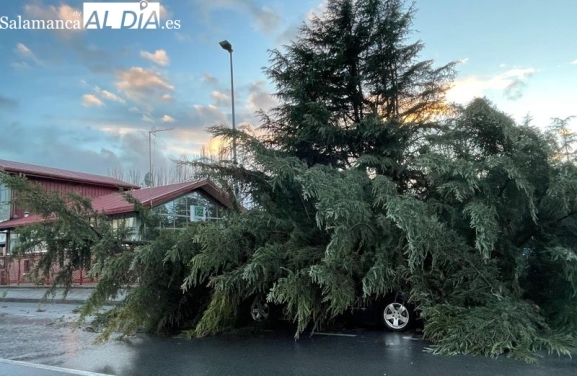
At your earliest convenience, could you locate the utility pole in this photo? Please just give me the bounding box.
[219,40,237,165]
[148,128,173,187]
[219,40,240,199]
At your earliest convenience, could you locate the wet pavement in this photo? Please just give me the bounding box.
[0,302,575,375]
[0,359,111,376]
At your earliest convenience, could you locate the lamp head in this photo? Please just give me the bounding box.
[219,40,233,53]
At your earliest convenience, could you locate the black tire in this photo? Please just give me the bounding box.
[380,300,415,332]
[250,297,271,323]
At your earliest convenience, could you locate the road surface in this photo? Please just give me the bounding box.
[0,302,575,375]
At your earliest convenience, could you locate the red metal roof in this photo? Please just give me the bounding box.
[91,179,233,215]
[0,214,53,230]
[0,159,140,189]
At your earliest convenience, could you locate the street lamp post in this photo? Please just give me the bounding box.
[219,40,237,165]
[148,128,173,187]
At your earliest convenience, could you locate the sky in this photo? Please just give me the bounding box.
[0,0,576,181]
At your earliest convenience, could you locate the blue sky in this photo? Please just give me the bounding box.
[0,0,576,180]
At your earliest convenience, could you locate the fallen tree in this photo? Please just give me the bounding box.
[2,0,576,362]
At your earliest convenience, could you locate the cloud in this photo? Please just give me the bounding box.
[247,81,276,112]
[448,68,537,103]
[572,59,577,65]
[161,94,173,102]
[142,114,155,123]
[0,95,18,111]
[174,32,191,42]
[160,5,170,19]
[458,58,469,65]
[15,43,34,58]
[82,94,104,107]
[194,0,282,33]
[162,115,176,123]
[115,67,174,102]
[193,104,228,125]
[276,23,301,45]
[307,0,328,22]
[70,40,114,73]
[24,3,116,73]
[140,49,170,66]
[202,73,218,85]
[1,94,243,176]
[24,3,81,24]
[501,68,537,100]
[94,87,126,104]
[211,91,230,107]
[203,136,226,156]
[24,3,83,39]
[253,7,282,33]
[148,1,172,19]
[14,43,42,65]
[277,1,325,45]
[0,120,161,178]
[10,61,30,70]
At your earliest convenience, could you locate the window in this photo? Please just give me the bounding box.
[111,214,140,241]
[8,232,19,255]
[112,215,133,229]
[0,184,10,222]
[23,259,31,273]
[0,231,6,257]
[150,191,225,229]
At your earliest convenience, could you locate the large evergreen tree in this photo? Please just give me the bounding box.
[261,0,454,170]
[185,0,577,360]
[186,0,457,336]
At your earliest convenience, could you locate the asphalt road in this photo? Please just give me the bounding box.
[0,302,575,376]
[0,359,111,376]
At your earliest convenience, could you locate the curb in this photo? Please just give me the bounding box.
[0,298,120,305]
[0,285,135,288]
[0,298,87,305]
[0,287,125,305]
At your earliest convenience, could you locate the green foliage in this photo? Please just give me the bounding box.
[180,1,577,361]
[186,94,577,359]
[86,229,209,342]
[422,298,576,362]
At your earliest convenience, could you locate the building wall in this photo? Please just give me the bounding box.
[0,171,133,285]
[11,176,131,219]
[31,177,122,198]
[0,254,93,285]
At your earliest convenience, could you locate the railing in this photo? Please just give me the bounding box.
[0,254,94,286]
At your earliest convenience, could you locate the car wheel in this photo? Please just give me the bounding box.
[381,301,413,332]
[250,298,270,322]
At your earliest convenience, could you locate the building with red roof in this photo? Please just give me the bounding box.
[0,158,140,227]
[0,159,232,285]
[91,180,233,241]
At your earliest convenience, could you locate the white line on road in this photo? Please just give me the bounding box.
[0,358,114,376]
[313,332,357,337]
